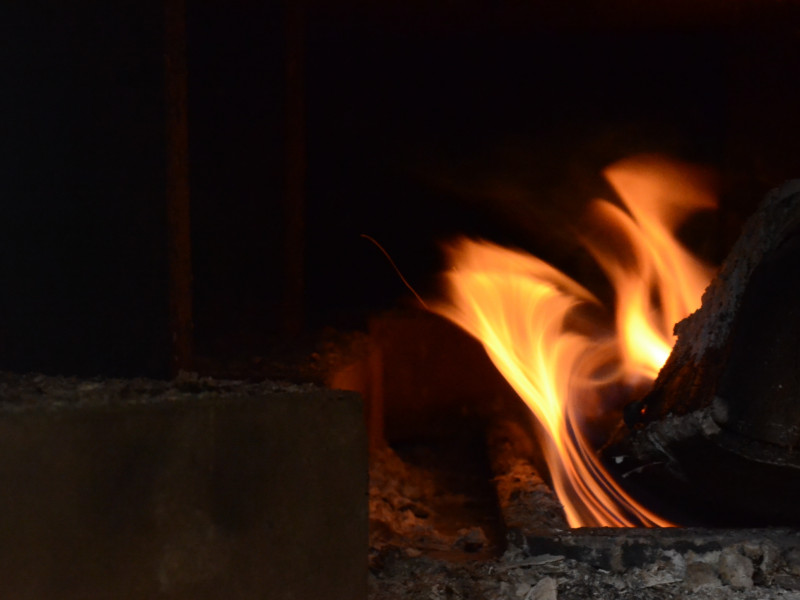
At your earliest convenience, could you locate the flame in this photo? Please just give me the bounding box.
[432,154,716,527]
[585,155,717,381]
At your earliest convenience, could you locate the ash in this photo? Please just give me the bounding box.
[370,541,800,600]
[369,445,800,599]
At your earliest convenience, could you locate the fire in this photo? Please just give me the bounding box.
[432,154,716,527]
[585,156,717,381]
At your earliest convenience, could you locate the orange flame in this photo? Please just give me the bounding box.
[585,155,717,381]
[432,154,716,527]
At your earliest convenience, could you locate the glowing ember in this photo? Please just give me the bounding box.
[432,154,716,527]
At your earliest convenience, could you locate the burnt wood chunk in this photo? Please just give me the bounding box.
[486,418,568,542]
[606,180,800,526]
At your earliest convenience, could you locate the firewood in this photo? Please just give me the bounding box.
[604,180,800,526]
[486,417,568,544]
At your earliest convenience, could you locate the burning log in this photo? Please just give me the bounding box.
[429,155,705,528]
[428,155,800,528]
[487,416,568,529]
[486,416,568,546]
[606,179,800,526]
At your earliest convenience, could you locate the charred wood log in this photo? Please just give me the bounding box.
[605,180,800,526]
[486,417,568,546]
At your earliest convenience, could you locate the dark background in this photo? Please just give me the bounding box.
[2,0,799,377]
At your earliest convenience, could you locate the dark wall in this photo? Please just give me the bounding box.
[2,1,799,375]
[303,4,800,329]
[1,2,169,376]
[305,27,726,324]
[187,0,287,358]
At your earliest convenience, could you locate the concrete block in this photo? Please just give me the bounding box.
[0,374,367,600]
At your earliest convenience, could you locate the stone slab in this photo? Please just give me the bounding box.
[0,374,367,600]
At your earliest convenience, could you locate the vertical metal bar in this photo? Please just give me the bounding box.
[283,0,306,336]
[165,0,193,374]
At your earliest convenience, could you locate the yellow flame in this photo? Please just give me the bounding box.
[432,154,716,527]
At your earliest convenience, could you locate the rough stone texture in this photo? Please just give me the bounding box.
[0,372,367,600]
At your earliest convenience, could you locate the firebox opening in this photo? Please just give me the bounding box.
[5,0,800,573]
[348,168,800,539]
[6,3,800,599]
